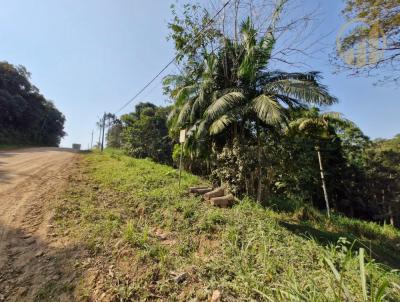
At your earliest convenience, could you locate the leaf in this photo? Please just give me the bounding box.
[359,248,368,302]
[174,85,197,107]
[209,115,234,135]
[176,99,193,126]
[167,108,178,124]
[251,94,283,125]
[325,257,353,302]
[374,280,389,302]
[205,91,246,120]
[264,73,337,106]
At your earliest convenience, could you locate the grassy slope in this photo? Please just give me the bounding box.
[55,150,400,301]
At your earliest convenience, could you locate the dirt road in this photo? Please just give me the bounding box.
[0,148,79,301]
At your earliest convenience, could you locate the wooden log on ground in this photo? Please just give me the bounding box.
[194,187,213,195]
[210,194,234,208]
[188,186,209,193]
[203,187,225,201]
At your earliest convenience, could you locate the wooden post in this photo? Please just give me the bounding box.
[90,130,94,149]
[179,143,183,188]
[316,145,330,218]
[178,129,186,188]
[101,113,106,152]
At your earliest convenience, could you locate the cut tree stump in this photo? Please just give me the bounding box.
[210,194,234,208]
[203,187,225,201]
[188,186,209,193]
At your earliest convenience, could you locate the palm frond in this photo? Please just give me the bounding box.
[265,78,337,106]
[176,99,193,126]
[196,119,209,138]
[321,111,356,128]
[167,108,178,124]
[263,71,321,83]
[250,94,284,125]
[205,91,246,120]
[209,115,235,135]
[173,85,197,107]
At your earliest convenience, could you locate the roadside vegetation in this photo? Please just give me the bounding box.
[76,1,399,299]
[0,61,65,146]
[55,149,400,301]
[104,0,400,228]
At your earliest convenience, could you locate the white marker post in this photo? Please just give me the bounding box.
[178,129,186,188]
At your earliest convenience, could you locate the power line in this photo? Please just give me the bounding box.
[114,0,232,114]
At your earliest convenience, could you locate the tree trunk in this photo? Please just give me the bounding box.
[234,0,240,43]
[316,146,330,218]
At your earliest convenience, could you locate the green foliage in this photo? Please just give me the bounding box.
[120,102,173,164]
[164,11,338,205]
[211,139,258,196]
[123,220,150,249]
[0,61,65,146]
[106,120,123,148]
[161,2,400,226]
[56,152,400,300]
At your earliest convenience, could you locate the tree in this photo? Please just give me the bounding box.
[120,103,172,164]
[106,119,123,148]
[166,16,336,202]
[362,136,400,225]
[335,0,400,85]
[289,108,355,217]
[0,61,65,146]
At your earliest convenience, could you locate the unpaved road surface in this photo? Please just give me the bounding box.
[0,148,79,301]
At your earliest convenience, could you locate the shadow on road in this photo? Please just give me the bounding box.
[0,222,83,301]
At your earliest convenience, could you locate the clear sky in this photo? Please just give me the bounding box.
[0,0,398,148]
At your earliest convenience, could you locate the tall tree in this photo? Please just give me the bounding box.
[289,108,355,217]
[120,103,172,164]
[335,0,400,85]
[166,16,337,202]
[0,61,65,146]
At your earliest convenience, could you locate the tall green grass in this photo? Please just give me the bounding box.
[55,149,400,301]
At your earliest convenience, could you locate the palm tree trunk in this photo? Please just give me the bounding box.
[316,146,330,218]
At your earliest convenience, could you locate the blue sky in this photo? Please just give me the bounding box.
[0,0,398,148]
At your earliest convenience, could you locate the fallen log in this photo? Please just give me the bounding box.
[188,186,209,193]
[194,187,213,195]
[203,187,225,201]
[210,194,234,208]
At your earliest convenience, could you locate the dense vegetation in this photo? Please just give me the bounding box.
[106,1,400,228]
[54,150,400,301]
[0,61,65,146]
[119,103,173,164]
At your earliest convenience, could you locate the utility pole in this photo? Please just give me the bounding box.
[90,130,94,149]
[98,120,102,148]
[101,112,106,152]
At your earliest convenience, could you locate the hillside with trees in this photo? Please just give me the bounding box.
[106,1,400,228]
[0,61,65,146]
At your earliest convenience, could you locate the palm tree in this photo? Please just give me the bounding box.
[166,17,337,202]
[203,21,336,202]
[289,108,355,217]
